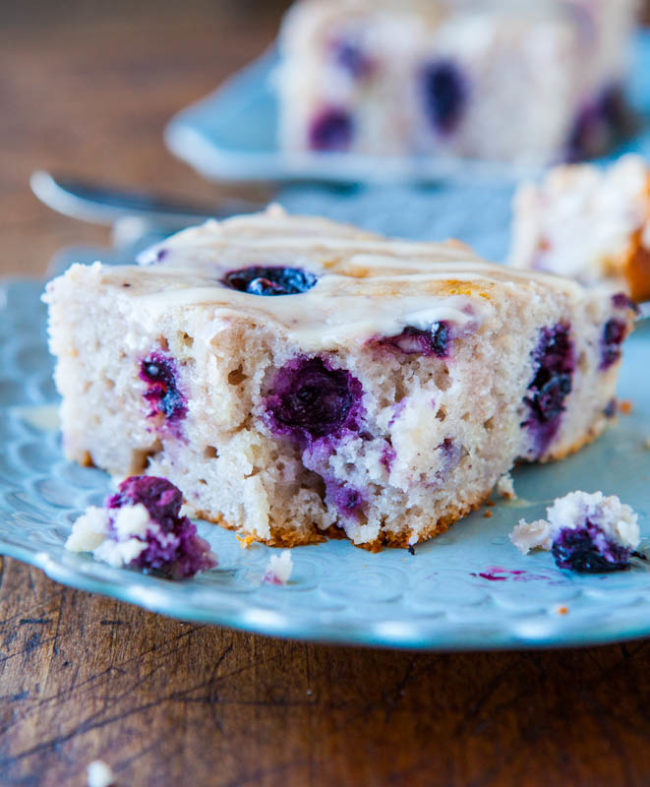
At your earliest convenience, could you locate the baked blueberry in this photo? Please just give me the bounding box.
[266,356,364,443]
[332,38,373,79]
[551,524,631,573]
[375,323,450,357]
[600,318,627,370]
[421,61,467,135]
[140,352,187,423]
[522,324,574,456]
[309,108,353,151]
[223,265,317,296]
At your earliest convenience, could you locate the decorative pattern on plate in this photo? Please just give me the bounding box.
[0,270,649,650]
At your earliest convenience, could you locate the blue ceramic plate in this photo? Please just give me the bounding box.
[1,274,649,650]
[165,33,650,184]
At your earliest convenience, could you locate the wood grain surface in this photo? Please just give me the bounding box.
[2,3,650,786]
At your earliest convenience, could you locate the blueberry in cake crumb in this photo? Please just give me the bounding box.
[223,266,317,296]
[265,356,364,443]
[421,61,467,135]
[551,525,631,573]
[140,352,187,423]
[309,108,353,151]
[603,399,617,419]
[66,476,216,579]
[600,319,627,370]
[522,324,574,457]
[374,323,450,358]
[326,479,365,520]
[511,490,640,574]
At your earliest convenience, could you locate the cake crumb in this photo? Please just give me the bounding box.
[645,437,650,450]
[555,605,569,616]
[496,473,517,500]
[407,544,415,555]
[619,399,633,415]
[236,533,256,550]
[484,510,493,519]
[511,491,639,573]
[263,550,294,585]
[486,500,495,507]
[87,760,115,787]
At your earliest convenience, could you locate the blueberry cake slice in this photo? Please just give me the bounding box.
[277,0,637,163]
[44,207,635,550]
[510,155,650,303]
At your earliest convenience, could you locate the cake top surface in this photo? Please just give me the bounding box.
[53,206,601,350]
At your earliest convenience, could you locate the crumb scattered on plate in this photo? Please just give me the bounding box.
[511,490,639,573]
[67,476,216,579]
[236,533,256,549]
[263,550,294,585]
[619,399,633,415]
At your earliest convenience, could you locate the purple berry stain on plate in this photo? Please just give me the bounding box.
[471,567,555,582]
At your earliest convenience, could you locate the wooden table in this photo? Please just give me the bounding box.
[2,4,650,785]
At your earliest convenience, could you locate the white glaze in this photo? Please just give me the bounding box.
[88,206,587,353]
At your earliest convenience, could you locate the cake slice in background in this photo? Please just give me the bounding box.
[276,0,638,164]
[510,155,650,303]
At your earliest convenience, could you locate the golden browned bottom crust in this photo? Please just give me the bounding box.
[190,492,491,552]
[188,419,613,551]
[354,496,487,552]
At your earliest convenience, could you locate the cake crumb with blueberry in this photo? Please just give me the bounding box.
[67,476,216,579]
[511,491,640,573]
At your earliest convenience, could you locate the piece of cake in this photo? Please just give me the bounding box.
[510,155,650,303]
[44,206,635,550]
[511,491,640,573]
[276,0,637,164]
